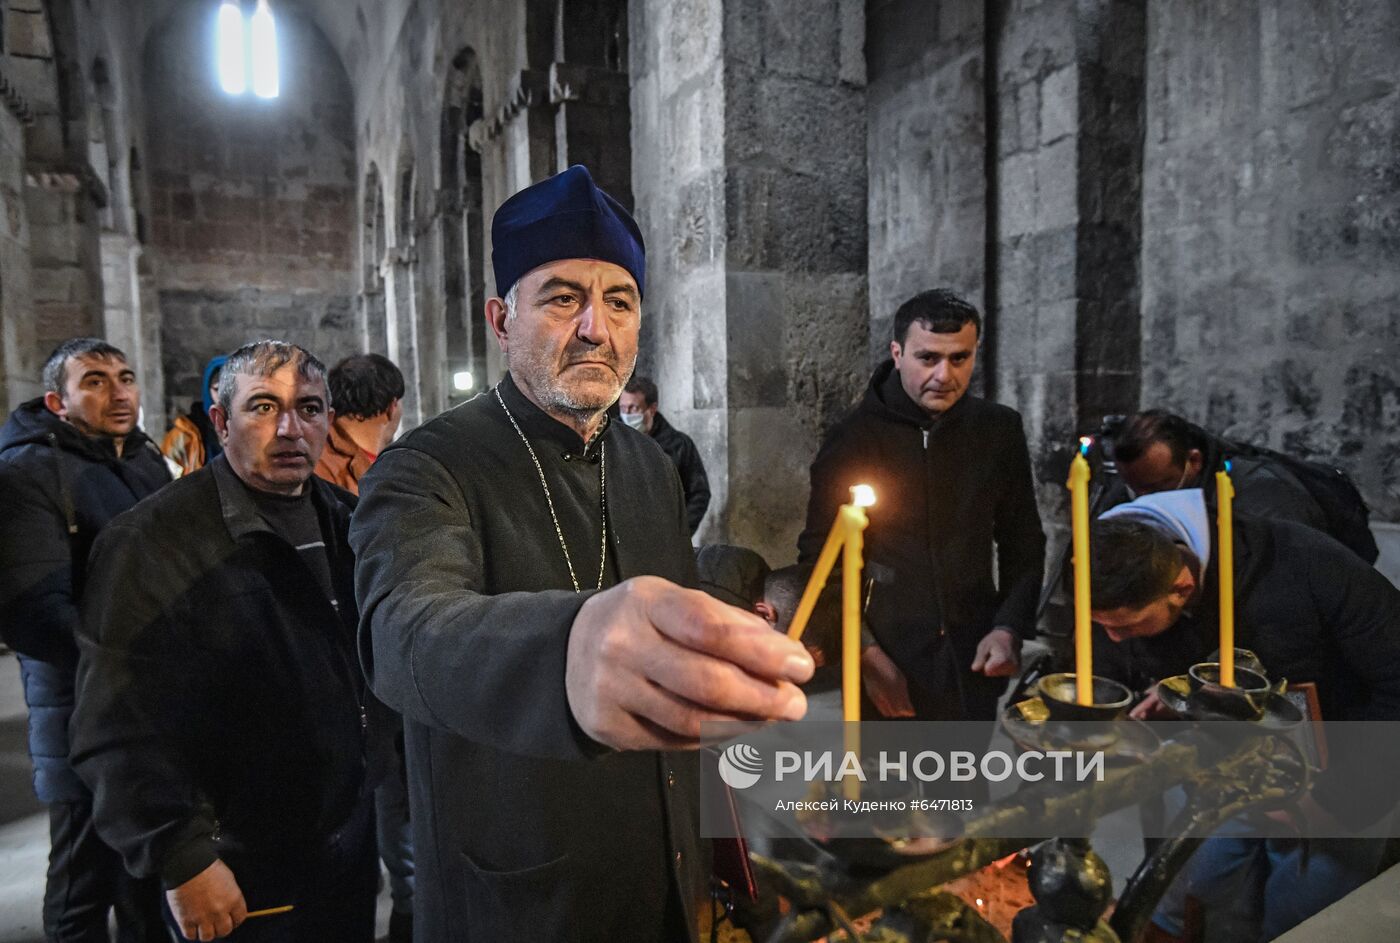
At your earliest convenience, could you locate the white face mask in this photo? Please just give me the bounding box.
[620,412,647,431]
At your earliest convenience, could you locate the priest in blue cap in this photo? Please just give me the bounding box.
[350,166,815,942]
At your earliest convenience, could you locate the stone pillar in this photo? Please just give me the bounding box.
[994,0,1145,505]
[384,249,425,426]
[0,92,39,411]
[632,0,868,562]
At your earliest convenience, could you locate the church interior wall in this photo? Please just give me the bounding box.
[144,3,357,422]
[0,0,1391,563]
[1141,0,1400,521]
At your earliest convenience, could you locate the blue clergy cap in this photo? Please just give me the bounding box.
[491,165,646,298]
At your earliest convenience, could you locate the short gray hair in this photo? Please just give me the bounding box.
[43,338,127,395]
[503,281,519,320]
[216,340,328,413]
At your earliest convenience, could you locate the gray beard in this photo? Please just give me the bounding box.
[508,347,635,425]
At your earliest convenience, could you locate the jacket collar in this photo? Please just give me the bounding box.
[863,359,969,429]
[495,371,612,458]
[324,419,375,475]
[648,411,673,438]
[211,453,333,544]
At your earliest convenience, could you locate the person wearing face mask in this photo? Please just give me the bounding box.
[798,289,1046,723]
[1109,410,1376,562]
[619,375,710,535]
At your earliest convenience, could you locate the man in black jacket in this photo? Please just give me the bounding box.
[72,340,388,943]
[1089,500,1400,938]
[799,289,1045,721]
[0,337,170,943]
[1109,409,1377,561]
[351,166,813,942]
[620,374,711,533]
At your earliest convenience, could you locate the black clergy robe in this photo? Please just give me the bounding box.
[350,372,704,942]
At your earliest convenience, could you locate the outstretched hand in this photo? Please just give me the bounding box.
[566,576,815,750]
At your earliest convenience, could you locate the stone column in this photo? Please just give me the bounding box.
[632,0,868,563]
[994,0,1145,503]
[384,248,425,426]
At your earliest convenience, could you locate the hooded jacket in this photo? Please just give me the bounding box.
[798,361,1046,720]
[0,399,170,802]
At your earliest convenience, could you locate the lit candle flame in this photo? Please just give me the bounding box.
[976,898,985,908]
[1079,436,1092,456]
[850,484,876,508]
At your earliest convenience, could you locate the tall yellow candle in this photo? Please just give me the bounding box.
[788,516,844,641]
[1067,440,1093,705]
[1216,463,1236,687]
[841,499,869,799]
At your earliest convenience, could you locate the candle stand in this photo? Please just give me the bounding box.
[732,663,1310,943]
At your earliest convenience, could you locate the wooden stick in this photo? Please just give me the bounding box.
[245,905,294,919]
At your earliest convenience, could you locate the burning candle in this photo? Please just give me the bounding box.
[1067,438,1093,705]
[788,486,874,799]
[841,489,872,798]
[1216,462,1236,687]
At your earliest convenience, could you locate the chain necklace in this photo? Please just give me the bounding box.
[495,385,608,592]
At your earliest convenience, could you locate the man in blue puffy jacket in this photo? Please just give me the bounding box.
[0,337,170,943]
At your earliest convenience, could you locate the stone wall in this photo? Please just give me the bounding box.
[144,4,357,417]
[1141,0,1400,521]
[0,97,38,407]
[866,0,985,359]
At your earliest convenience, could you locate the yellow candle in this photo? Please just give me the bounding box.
[840,487,873,800]
[1067,441,1093,705]
[788,515,845,641]
[1216,464,1236,687]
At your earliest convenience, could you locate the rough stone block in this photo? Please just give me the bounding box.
[1040,66,1078,144]
[4,9,52,59]
[724,271,787,409]
[865,0,939,82]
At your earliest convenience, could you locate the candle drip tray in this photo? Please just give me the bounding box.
[1001,698,1160,761]
[1155,672,1302,729]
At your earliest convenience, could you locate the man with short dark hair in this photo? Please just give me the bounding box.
[620,374,710,534]
[315,353,405,494]
[0,337,170,943]
[1088,496,1400,939]
[1109,409,1377,560]
[72,340,389,943]
[799,288,1045,721]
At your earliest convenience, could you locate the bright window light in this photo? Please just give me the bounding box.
[216,2,246,95]
[250,0,279,99]
[453,370,475,392]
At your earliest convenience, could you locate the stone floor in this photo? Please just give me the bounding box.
[0,652,394,943]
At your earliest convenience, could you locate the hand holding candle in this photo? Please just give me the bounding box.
[1067,438,1094,705]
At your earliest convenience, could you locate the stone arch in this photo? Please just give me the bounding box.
[439,48,486,403]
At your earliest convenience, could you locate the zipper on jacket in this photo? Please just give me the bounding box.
[922,428,930,449]
[211,818,221,843]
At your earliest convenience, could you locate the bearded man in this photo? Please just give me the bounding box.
[349,166,814,942]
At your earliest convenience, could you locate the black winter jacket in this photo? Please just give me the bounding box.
[0,399,169,802]
[649,412,711,534]
[799,362,1046,720]
[1093,513,1400,826]
[71,457,389,893]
